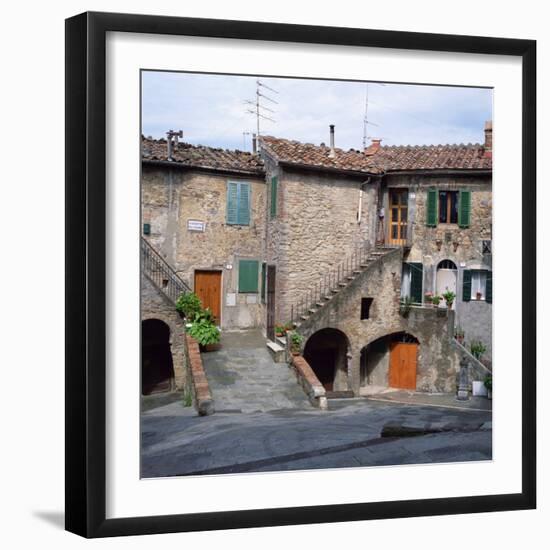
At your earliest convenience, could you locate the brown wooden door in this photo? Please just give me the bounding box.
[389,189,408,245]
[194,270,222,324]
[267,265,276,341]
[389,342,418,389]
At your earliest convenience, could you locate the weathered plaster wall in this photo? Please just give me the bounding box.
[141,274,188,390]
[296,249,461,394]
[264,163,378,324]
[142,166,267,329]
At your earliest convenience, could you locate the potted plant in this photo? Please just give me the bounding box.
[431,294,442,308]
[399,296,413,317]
[275,324,285,337]
[187,312,221,352]
[454,326,465,344]
[290,332,303,356]
[475,291,483,300]
[442,290,456,309]
[470,339,487,360]
[424,291,433,305]
[484,374,492,399]
[284,322,294,333]
[175,292,203,320]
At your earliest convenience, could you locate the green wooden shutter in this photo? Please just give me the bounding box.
[226,182,238,224]
[239,260,259,293]
[409,262,423,303]
[261,262,267,303]
[462,270,472,302]
[270,176,278,218]
[426,189,438,227]
[237,182,250,225]
[458,190,471,228]
[486,270,492,304]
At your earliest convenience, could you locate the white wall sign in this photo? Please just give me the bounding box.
[187,219,206,232]
[226,293,236,306]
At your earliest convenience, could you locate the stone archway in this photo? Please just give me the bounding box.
[303,328,350,393]
[142,319,175,395]
[360,331,419,391]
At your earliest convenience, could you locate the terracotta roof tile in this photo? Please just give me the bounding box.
[260,136,492,173]
[141,137,264,175]
[259,136,384,174]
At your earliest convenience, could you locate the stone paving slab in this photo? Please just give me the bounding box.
[141,398,492,478]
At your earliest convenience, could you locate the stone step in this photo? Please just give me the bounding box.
[276,335,287,347]
[346,276,355,281]
[308,308,317,314]
[353,270,362,274]
[300,315,309,321]
[266,340,286,363]
[338,282,347,287]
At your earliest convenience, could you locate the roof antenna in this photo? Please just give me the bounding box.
[244,79,278,136]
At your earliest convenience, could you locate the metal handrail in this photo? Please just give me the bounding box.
[141,237,191,305]
[290,241,373,325]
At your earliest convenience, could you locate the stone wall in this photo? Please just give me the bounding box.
[142,166,267,329]
[141,274,188,390]
[296,248,462,394]
[382,173,493,358]
[264,163,378,324]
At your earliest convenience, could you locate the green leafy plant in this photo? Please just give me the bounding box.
[187,318,220,346]
[484,374,492,391]
[400,296,413,317]
[284,322,294,333]
[442,290,456,307]
[290,332,303,353]
[194,307,215,324]
[470,339,487,359]
[176,292,203,320]
[424,291,434,304]
[183,388,193,407]
[431,294,442,306]
[275,324,285,337]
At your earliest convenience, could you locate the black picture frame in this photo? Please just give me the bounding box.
[65,11,536,538]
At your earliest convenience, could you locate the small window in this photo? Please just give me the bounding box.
[471,270,488,300]
[238,259,259,293]
[143,223,151,235]
[463,269,492,303]
[270,176,278,218]
[227,181,250,226]
[482,240,492,254]
[361,298,373,320]
[439,191,459,224]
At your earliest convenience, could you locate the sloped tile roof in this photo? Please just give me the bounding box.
[259,136,384,174]
[371,143,492,171]
[141,137,264,175]
[260,136,492,173]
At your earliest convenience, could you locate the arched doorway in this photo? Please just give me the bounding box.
[360,332,419,390]
[303,328,349,393]
[142,319,174,395]
[436,259,457,309]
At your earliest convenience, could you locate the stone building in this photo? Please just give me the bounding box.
[140,122,492,397]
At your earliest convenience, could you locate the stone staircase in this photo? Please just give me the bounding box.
[290,244,397,329]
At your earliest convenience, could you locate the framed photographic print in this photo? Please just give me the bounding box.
[65,11,536,538]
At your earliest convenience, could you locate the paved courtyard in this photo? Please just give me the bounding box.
[141,330,491,478]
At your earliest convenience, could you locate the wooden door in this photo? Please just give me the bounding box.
[194,270,222,324]
[389,189,408,245]
[389,342,418,389]
[266,265,276,341]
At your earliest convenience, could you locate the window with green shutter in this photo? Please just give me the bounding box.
[426,189,438,227]
[409,262,423,303]
[227,181,250,225]
[238,259,259,293]
[458,190,471,228]
[270,176,278,218]
[462,270,472,302]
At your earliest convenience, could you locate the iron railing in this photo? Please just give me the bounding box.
[141,237,191,305]
[290,242,384,325]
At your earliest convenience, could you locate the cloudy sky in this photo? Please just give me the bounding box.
[142,71,492,152]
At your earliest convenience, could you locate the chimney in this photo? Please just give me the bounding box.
[252,133,257,154]
[364,138,382,156]
[484,120,492,155]
[166,129,183,160]
[329,124,336,158]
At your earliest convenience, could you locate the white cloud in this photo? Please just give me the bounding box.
[142,71,492,151]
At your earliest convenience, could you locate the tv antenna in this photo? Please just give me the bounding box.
[362,83,385,148]
[244,79,278,136]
